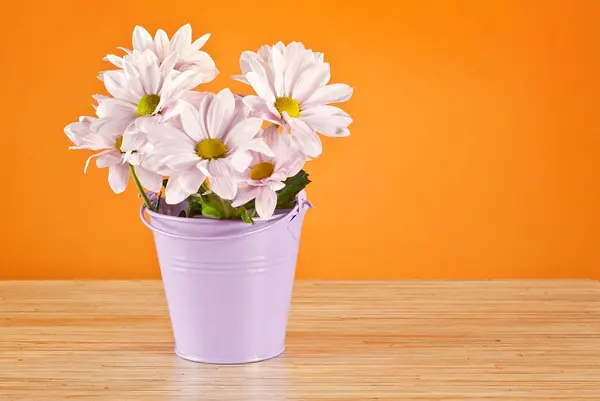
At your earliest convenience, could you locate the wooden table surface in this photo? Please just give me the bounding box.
[0,280,599,400]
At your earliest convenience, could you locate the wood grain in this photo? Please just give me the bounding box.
[0,280,599,400]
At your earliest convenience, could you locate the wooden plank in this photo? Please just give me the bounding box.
[0,280,598,400]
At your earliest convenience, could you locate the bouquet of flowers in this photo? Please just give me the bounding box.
[65,24,353,222]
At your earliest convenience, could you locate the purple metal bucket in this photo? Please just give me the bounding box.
[140,190,312,364]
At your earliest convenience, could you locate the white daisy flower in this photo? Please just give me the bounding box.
[64,116,162,194]
[143,88,271,204]
[232,125,307,219]
[105,24,218,82]
[96,48,204,154]
[234,42,353,158]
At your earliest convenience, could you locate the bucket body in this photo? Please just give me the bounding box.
[140,191,311,364]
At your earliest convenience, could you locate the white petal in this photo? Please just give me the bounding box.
[230,151,253,173]
[272,46,285,97]
[93,94,110,105]
[232,186,261,207]
[64,118,93,146]
[255,187,277,219]
[207,158,234,177]
[159,51,179,78]
[142,154,174,175]
[120,132,146,152]
[179,52,218,83]
[197,93,212,138]
[335,127,350,137]
[145,123,194,146]
[207,88,235,139]
[102,71,127,99]
[258,45,271,62]
[133,26,153,51]
[171,24,192,51]
[117,46,133,56]
[246,53,272,86]
[95,98,136,119]
[238,50,254,74]
[190,33,210,51]
[278,150,306,177]
[286,115,323,158]
[292,131,322,158]
[89,117,124,141]
[179,100,204,142]
[83,150,114,172]
[247,137,274,157]
[121,61,145,100]
[292,63,331,104]
[246,71,276,104]
[196,160,211,177]
[154,29,170,61]
[267,181,285,191]
[208,176,237,200]
[179,167,206,193]
[104,54,123,68]
[164,69,204,98]
[301,105,352,137]
[163,153,199,171]
[261,124,296,157]
[184,91,210,108]
[125,151,142,165]
[223,117,262,152]
[135,165,162,192]
[270,41,282,53]
[284,51,317,97]
[108,163,130,194]
[231,74,249,84]
[134,115,160,133]
[96,152,121,168]
[165,174,192,204]
[138,50,161,95]
[242,95,281,123]
[303,83,353,107]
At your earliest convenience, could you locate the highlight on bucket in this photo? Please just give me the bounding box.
[64,24,353,364]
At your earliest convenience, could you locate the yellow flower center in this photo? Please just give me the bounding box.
[249,162,275,180]
[274,97,300,118]
[115,136,124,153]
[137,94,161,116]
[196,138,228,160]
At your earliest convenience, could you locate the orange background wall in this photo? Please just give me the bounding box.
[1,0,599,279]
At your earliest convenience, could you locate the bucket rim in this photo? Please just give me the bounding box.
[145,199,297,225]
[140,190,312,241]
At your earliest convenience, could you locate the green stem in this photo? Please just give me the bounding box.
[129,164,154,212]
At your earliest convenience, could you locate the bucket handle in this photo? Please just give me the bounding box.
[140,190,312,241]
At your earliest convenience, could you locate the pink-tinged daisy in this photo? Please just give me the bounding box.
[96,49,203,150]
[234,42,353,158]
[105,24,218,82]
[232,125,307,219]
[143,88,271,204]
[64,116,162,194]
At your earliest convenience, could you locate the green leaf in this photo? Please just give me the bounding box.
[154,191,162,212]
[239,207,254,224]
[199,181,210,193]
[187,199,203,218]
[276,201,297,210]
[199,194,225,219]
[198,192,254,224]
[276,170,311,208]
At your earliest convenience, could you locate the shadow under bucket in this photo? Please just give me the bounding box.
[140,190,312,364]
